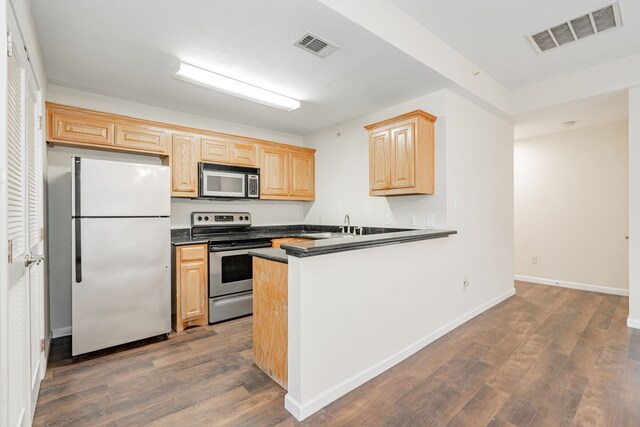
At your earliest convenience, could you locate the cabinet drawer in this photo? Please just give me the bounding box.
[49,109,115,146]
[179,244,207,262]
[115,123,168,154]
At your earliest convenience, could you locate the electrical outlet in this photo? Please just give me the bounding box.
[531,255,538,264]
[409,215,416,226]
[385,215,392,225]
[319,215,323,224]
[463,275,469,291]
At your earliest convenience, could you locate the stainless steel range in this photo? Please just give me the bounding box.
[191,212,272,323]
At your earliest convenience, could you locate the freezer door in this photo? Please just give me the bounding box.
[72,217,171,356]
[72,157,170,217]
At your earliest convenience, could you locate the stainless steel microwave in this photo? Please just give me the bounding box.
[199,163,260,199]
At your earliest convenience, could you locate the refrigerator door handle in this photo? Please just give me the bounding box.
[75,219,82,283]
[74,157,81,217]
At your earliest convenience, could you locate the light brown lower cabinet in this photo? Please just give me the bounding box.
[271,237,312,248]
[172,244,208,333]
[252,257,288,389]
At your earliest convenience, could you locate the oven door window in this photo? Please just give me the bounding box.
[221,253,253,283]
[204,171,245,197]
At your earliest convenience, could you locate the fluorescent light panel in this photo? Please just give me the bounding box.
[175,62,300,112]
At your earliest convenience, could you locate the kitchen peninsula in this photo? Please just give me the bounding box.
[248,227,458,418]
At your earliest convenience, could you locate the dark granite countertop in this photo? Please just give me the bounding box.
[170,225,409,246]
[281,229,457,258]
[248,248,288,263]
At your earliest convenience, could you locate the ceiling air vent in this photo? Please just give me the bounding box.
[527,1,622,53]
[294,32,339,58]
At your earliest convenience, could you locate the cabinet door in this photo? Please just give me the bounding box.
[170,134,198,196]
[201,137,231,163]
[231,142,257,166]
[369,130,391,190]
[178,245,207,322]
[289,150,315,199]
[49,108,115,146]
[260,146,290,197]
[115,123,168,154]
[390,122,415,188]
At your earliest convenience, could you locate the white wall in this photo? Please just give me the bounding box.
[287,89,514,419]
[629,87,640,328]
[46,86,309,334]
[303,90,448,229]
[514,122,629,294]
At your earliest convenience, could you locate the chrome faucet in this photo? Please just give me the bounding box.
[344,214,351,234]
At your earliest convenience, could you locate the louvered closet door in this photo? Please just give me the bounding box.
[26,71,45,417]
[5,10,44,426]
[7,23,30,427]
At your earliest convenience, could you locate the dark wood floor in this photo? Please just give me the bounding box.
[34,282,640,426]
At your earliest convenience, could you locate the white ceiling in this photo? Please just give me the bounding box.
[390,0,640,89]
[31,0,449,136]
[513,91,628,140]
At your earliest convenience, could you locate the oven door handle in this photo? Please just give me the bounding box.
[209,242,273,253]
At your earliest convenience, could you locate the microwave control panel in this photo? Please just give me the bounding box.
[192,212,252,227]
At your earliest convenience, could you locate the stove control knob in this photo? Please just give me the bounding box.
[204,216,209,221]
[197,216,202,221]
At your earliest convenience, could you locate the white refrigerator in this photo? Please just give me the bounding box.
[71,157,171,356]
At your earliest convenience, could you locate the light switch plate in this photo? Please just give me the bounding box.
[426,214,435,228]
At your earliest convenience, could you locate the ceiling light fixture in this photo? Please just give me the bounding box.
[175,62,300,112]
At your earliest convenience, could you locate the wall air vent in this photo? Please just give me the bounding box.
[294,32,339,58]
[527,1,622,53]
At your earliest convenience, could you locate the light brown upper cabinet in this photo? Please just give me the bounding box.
[201,135,256,167]
[260,145,290,197]
[165,133,199,198]
[259,145,315,201]
[46,103,316,200]
[47,103,169,155]
[48,105,115,147]
[231,142,257,166]
[115,122,168,154]
[289,149,315,199]
[364,110,436,196]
